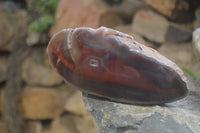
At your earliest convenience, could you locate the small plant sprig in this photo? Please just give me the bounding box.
[29,0,59,33]
[182,67,200,79]
[31,0,58,14]
[30,15,54,33]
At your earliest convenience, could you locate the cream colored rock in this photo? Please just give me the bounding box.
[64,91,88,115]
[22,48,63,86]
[49,0,123,36]
[132,10,168,43]
[132,10,192,44]
[48,115,74,133]
[22,58,63,86]
[22,86,66,120]
[114,24,156,48]
[48,114,98,133]
[74,115,98,133]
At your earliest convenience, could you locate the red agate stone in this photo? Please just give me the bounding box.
[47,27,188,104]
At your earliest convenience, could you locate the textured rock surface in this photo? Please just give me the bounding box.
[49,0,123,36]
[83,76,200,133]
[193,28,200,59]
[132,10,192,44]
[144,0,191,22]
[22,86,67,120]
[22,48,63,86]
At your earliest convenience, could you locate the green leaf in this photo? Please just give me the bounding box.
[29,15,54,33]
[182,67,200,79]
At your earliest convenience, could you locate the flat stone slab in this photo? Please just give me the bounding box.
[82,76,200,133]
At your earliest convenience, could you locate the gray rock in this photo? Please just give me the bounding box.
[193,28,200,59]
[0,1,29,51]
[132,10,168,44]
[132,10,193,44]
[165,25,192,43]
[108,0,144,21]
[82,76,200,133]
[114,24,156,48]
[0,2,16,50]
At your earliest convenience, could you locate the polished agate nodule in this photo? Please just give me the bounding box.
[47,27,188,104]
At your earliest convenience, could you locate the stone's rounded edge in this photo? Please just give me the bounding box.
[49,26,188,105]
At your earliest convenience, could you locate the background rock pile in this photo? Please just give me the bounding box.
[0,0,200,133]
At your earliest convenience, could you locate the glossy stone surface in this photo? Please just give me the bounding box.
[47,27,188,104]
